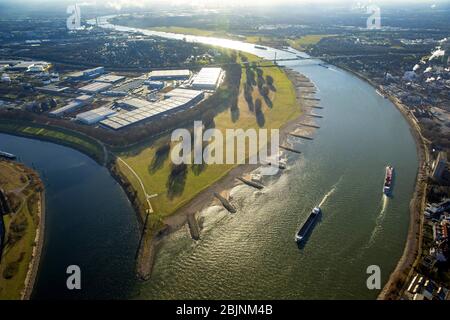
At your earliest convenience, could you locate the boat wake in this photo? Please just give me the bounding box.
[367,195,389,247]
[318,176,343,208]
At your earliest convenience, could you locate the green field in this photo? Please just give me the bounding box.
[116,52,300,223]
[287,34,334,50]
[0,120,105,164]
[0,162,42,300]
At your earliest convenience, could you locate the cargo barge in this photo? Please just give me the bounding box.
[295,207,321,244]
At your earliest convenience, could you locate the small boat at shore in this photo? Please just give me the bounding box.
[0,150,16,160]
[376,89,387,98]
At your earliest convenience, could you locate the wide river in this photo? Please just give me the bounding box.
[1,17,418,299]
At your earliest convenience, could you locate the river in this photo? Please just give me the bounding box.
[0,16,419,299]
[0,134,139,299]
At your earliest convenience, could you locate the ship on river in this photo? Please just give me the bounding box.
[295,207,321,244]
[383,166,394,195]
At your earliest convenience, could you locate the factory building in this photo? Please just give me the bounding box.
[191,67,224,90]
[79,82,112,94]
[148,69,191,81]
[95,74,126,84]
[76,107,117,125]
[101,89,204,130]
[36,84,69,94]
[66,67,105,81]
[49,95,93,117]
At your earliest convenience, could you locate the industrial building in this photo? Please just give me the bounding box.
[67,67,105,81]
[36,84,69,94]
[191,67,224,90]
[101,89,204,130]
[148,69,191,81]
[49,95,93,117]
[79,82,112,94]
[95,74,126,84]
[76,107,117,125]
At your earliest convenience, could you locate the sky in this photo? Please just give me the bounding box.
[4,0,446,7]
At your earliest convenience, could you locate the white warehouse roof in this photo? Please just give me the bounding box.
[76,107,117,125]
[148,69,191,80]
[101,89,204,130]
[191,68,223,90]
[79,82,112,94]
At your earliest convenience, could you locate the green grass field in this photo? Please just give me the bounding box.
[0,162,41,300]
[287,34,334,50]
[117,52,300,222]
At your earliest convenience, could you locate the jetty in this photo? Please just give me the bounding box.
[187,214,200,240]
[236,177,264,190]
[280,145,302,154]
[298,123,320,129]
[306,114,323,118]
[289,133,314,140]
[214,192,237,213]
[303,97,320,101]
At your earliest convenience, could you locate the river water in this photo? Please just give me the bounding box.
[0,17,419,299]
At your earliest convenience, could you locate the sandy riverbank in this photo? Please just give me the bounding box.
[377,93,429,300]
[331,64,429,299]
[21,191,45,300]
[135,68,320,279]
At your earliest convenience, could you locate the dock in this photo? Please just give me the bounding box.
[280,145,302,154]
[289,133,314,140]
[306,114,323,118]
[303,97,320,101]
[236,177,264,190]
[187,213,200,240]
[214,192,237,213]
[298,123,320,129]
[310,106,323,109]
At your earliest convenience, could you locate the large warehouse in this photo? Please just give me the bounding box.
[79,82,112,94]
[148,69,191,81]
[100,89,204,130]
[49,95,93,117]
[76,107,117,125]
[191,67,224,90]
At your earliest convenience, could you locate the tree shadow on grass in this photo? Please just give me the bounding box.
[149,144,171,174]
[256,109,266,128]
[263,95,273,109]
[166,163,188,200]
[192,163,207,176]
[230,103,240,123]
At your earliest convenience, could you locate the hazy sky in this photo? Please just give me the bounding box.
[5,0,446,6]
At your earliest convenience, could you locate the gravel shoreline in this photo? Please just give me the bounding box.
[21,190,46,300]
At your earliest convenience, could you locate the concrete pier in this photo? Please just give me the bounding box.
[280,145,302,154]
[214,192,237,213]
[298,123,320,129]
[289,133,314,140]
[237,177,264,190]
[187,213,200,240]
